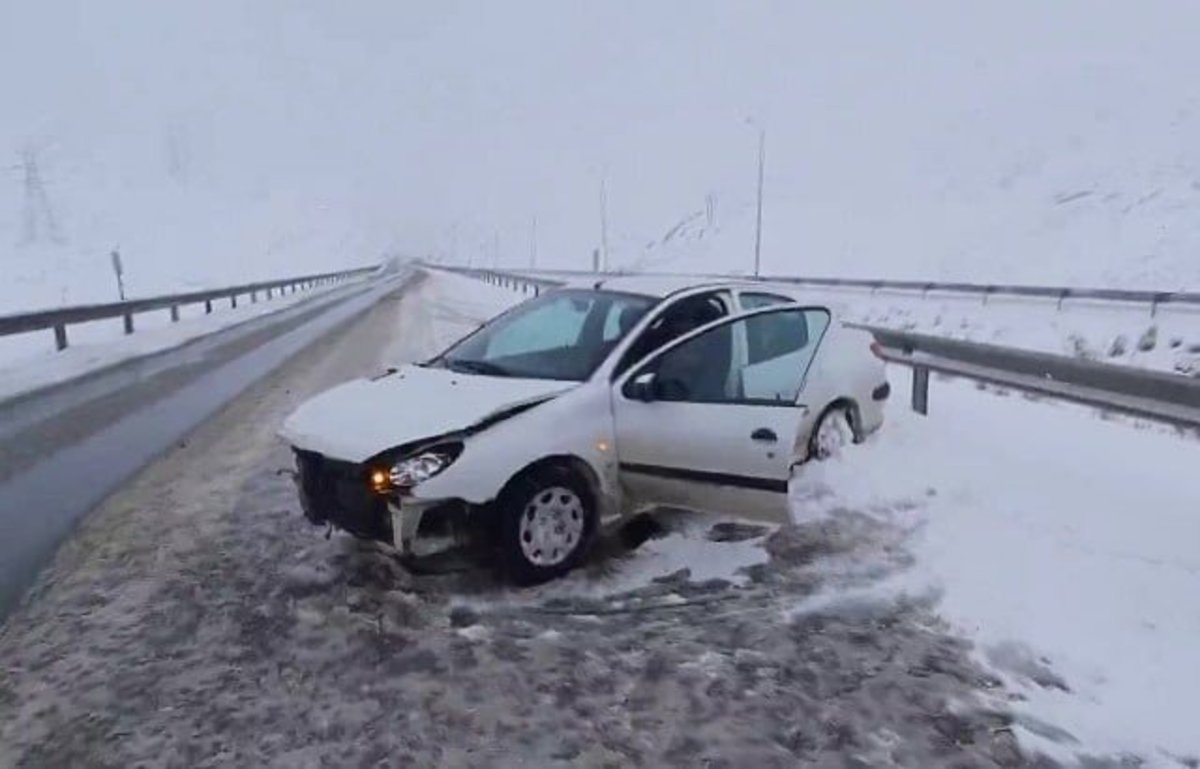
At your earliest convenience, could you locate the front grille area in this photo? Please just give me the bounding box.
[293,449,391,542]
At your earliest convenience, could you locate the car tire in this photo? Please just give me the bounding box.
[810,405,855,461]
[496,465,596,585]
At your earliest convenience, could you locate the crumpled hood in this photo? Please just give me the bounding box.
[279,364,574,463]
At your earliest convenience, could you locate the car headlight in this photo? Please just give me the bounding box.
[380,442,465,491]
[389,452,451,487]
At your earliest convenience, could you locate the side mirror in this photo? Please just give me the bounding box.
[628,371,658,402]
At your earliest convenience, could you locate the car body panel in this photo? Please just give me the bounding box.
[409,383,622,521]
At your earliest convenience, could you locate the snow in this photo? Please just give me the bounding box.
[573,517,772,596]
[793,367,1200,765]
[378,268,521,367]
[0,277,368,402]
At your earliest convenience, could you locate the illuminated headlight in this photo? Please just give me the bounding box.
[388,451,453,488]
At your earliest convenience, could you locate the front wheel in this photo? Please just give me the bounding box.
[810,406,855,461]
[497,467,596,584]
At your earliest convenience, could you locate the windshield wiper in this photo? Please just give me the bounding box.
[445,359,513,377]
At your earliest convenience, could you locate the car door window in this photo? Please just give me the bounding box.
[631,307,830,405]
[615,291,729,376]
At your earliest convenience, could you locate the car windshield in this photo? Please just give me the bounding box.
[432,289,655,381]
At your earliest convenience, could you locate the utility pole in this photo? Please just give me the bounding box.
[110,248,126,300]
[599,177,610,272]
[492,231,500,268]
[753,126,765,277]
[530,214,540,268]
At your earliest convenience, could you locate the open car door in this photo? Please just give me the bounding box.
[611,305,831,522]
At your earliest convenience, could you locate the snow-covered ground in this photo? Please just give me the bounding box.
[2,270,1198,766]
[453,271,1200,764]
[0,275,372,402]
[795,370,1200,766]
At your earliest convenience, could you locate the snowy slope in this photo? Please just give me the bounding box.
[6,2,1200,317]
[792,370,1200,766]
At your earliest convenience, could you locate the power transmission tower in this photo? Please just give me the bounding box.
[15,147,63,244]
[165,124,189,183]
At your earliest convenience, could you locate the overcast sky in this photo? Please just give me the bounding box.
[3,1,1198,280]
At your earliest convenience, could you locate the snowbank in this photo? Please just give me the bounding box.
[795,368,1200,765]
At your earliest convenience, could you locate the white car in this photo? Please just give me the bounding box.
[280,275,889,583]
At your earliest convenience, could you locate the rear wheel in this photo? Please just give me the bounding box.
[810,405,854,461]
[497,466,596,584]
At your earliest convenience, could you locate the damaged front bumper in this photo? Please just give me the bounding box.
[292,448,474,560]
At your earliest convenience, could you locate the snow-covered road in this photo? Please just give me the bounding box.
[0,270,1196,767]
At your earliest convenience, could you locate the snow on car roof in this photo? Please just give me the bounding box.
[559,273,760,298]
[556,274,842,310]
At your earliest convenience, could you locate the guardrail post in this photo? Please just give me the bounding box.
[231,295,238,309]
[205,300,213,314]
[912,366,930,415]
[123,313,134,335]
[251,290,258,304]
[54,324,68,351]
[170,305,179,322]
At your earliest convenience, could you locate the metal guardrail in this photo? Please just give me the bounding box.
[453,267,560,296]
[452,265,1200,430]
[0,266,379,352]
[860,324,1200,429]
[500,267,1200,316]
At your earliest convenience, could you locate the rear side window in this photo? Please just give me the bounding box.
[740,292,794,310]
[747,308,811,364]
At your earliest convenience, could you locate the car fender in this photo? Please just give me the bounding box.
[409,382,621,520]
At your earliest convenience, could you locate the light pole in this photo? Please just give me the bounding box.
[746,118,766,277]
[599,177,610,272]
[530,215,538,268]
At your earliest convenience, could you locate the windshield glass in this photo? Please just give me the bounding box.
[433,289,655,381]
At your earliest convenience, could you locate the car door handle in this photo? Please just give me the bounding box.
[751,427,778,443]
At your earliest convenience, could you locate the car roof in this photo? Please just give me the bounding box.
[558,273,767,299]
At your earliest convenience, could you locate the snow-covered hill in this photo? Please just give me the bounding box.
[4,2,1200,316]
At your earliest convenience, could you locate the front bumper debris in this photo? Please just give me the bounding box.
[292,448,473,560]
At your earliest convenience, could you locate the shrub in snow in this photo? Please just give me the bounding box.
[1068,334,1097,360]
[1137,325,1158,352]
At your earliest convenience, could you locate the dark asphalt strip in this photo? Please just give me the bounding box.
[0,284,380,484]
[0,276,409,619]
